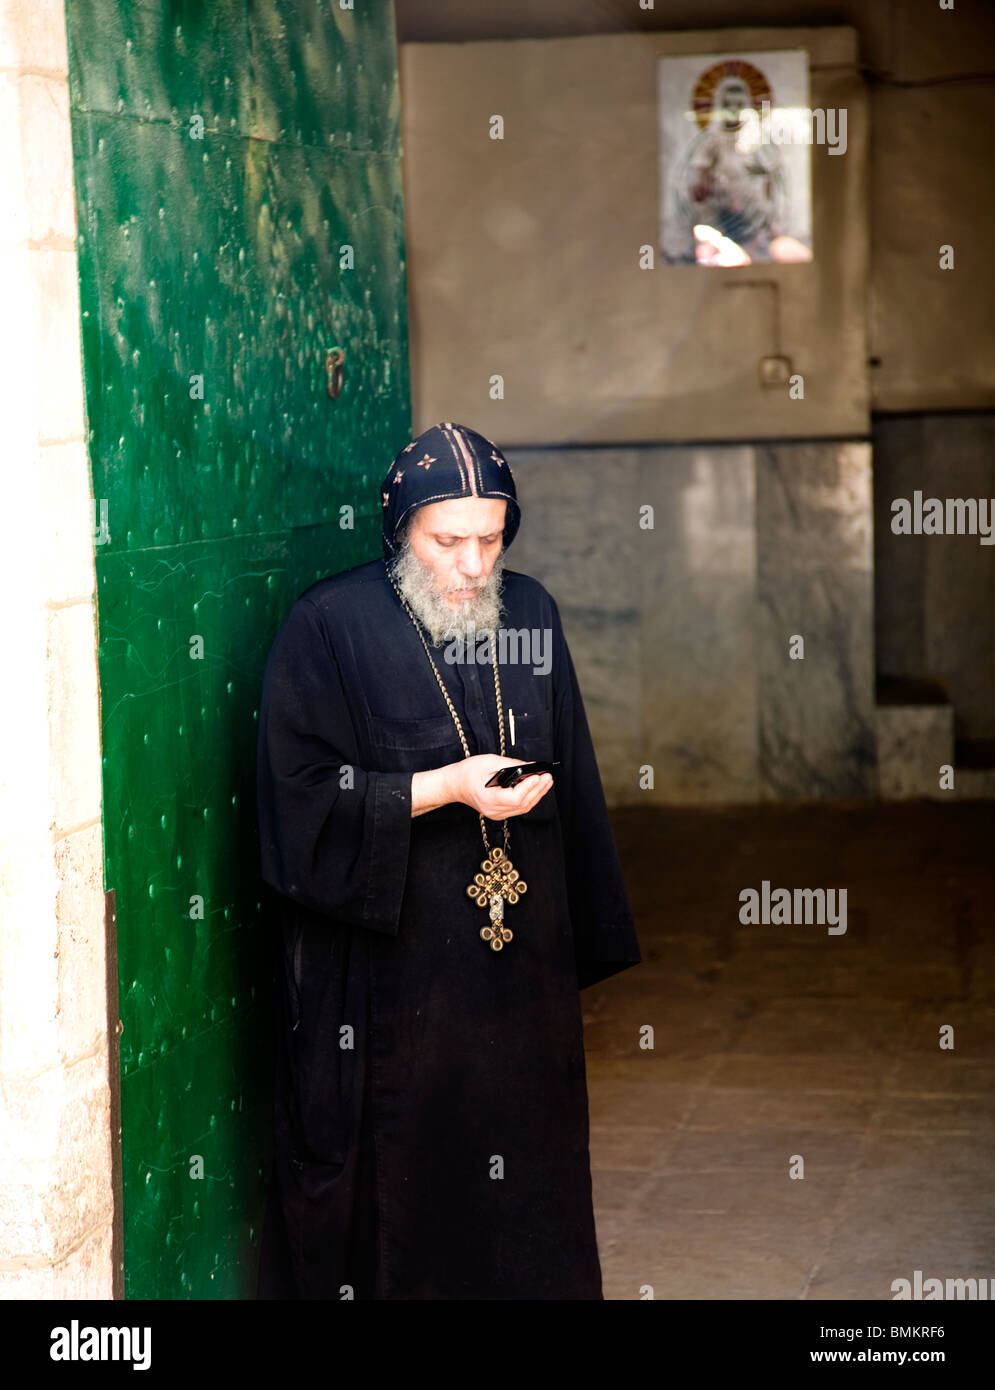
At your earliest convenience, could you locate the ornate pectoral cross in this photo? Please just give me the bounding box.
[466,846,527,950]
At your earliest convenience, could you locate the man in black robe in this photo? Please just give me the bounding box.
[255,421,641,1300]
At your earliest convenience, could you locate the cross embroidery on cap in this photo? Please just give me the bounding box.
[417,454,436,469]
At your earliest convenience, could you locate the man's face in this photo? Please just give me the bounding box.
[405,497,507,606]
[718,79,750,129]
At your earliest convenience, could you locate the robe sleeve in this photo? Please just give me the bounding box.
[548,594,642,990]
[256,596,412,934]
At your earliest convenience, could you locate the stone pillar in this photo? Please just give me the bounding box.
[0,0,115,1297]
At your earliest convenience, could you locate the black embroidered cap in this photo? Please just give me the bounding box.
[380,421,521,558]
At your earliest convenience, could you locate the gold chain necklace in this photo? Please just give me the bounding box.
[387,569,527,951]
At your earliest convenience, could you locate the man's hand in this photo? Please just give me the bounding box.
[450,755,554,819]
[411,755,553,819]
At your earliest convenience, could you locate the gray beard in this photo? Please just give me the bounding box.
[388,539,505,646]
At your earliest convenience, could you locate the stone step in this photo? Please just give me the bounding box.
[951,740,995,800]
[876,694,995,801]
[875,700,954,801]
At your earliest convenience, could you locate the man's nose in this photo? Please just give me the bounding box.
[459,541,484,577]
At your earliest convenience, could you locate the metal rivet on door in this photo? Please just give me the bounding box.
[325,347,345,399]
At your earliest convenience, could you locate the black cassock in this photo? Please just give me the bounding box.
[255,557,640,1299]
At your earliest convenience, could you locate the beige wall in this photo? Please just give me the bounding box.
[0,0,114,1297]
[397,0,995,433]
[870,81,995,412]
[400,27,869,443]
[397,1,995,800]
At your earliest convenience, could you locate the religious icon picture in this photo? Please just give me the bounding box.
[658,49,815,267]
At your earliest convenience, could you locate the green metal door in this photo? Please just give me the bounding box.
[64,0,410,1298]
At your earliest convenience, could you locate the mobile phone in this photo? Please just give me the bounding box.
[485,760,560,789]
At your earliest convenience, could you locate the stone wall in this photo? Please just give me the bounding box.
[508,441,875,805]
[0,0,114,1297]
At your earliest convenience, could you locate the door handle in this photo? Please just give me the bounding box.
[325,346,345,399]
